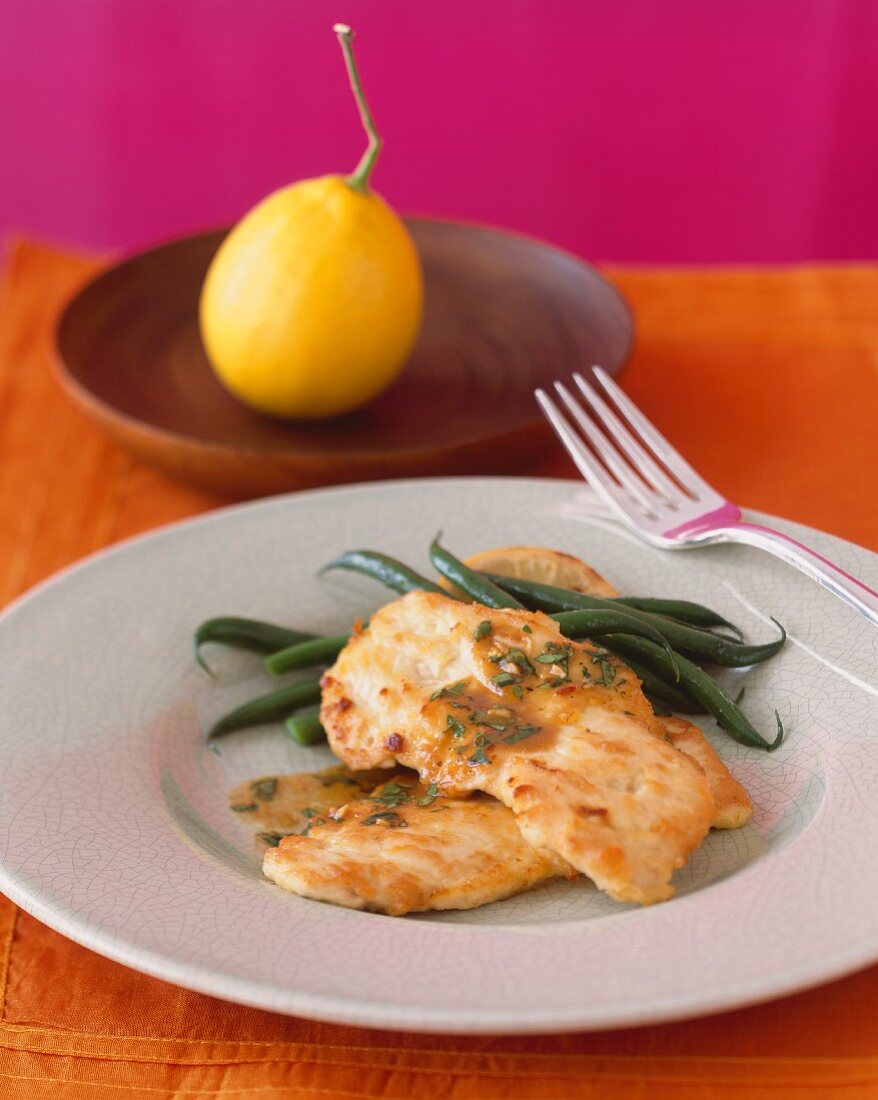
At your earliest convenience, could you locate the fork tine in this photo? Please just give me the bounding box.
[553,382,659,514]
[591,366,717,500]
[572,372,683,503]
[535,389,656,524]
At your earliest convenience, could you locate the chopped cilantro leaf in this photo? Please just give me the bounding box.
[599,660,616,687]
[469,710,510,731]
[363,810,407,827]
[417,782,440,806]
[474,620,492,641]
[258,831,290,847]
[492,672,517,687]
[251,778,277,801]
[467,746,492,767]
[371,782,412,808]
[504,724,541,745]
[446,714,467,738]
[430,680,467,701]
[504,647,535,675]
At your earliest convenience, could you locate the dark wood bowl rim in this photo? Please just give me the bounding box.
[53,216,634,465]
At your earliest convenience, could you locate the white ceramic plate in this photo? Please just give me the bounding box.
[0,478,876,1034]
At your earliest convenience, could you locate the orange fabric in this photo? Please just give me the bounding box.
[0,240,877,1099]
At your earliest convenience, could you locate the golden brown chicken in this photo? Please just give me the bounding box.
[247,714,750,916]
[320,592,718,905]
[263,774,571,916]
[662,717,752,829]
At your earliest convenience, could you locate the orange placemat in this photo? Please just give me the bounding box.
[0,240,876,1099]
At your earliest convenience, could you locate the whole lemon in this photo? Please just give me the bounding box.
[199,26,424,420]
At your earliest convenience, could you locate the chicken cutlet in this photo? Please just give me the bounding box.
[662,717,752,829]
[263,774,571,915]
[246,716,749,915]
[320,591,717,905]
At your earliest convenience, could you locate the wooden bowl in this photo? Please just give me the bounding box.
[54,219,633,497]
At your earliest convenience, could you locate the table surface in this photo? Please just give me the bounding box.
[0,240,876,1099]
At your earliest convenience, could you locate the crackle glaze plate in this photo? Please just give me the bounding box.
[0,478,876,1034]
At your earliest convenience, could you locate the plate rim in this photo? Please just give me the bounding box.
[0,475,876,1034]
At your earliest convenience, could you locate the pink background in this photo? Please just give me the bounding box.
[1,0,876,263]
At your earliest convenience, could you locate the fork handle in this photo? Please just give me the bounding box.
[709,522,878,626]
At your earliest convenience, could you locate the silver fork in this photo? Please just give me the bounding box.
[536,367,878,626]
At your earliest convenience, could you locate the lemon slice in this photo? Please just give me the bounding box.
[440,546,619,599]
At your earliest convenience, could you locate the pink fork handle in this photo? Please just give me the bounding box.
[704,522,878,626]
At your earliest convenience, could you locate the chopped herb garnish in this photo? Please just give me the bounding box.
[511,684,523,698]
[504,724,541,745]
[251,778,277,801]
[417,782,440,806]
[469,709,510,731]
[430,680,467,701]
[474,620,492,641]
[429,805,449,813]
[503,647,535,675]
[257,831,290,847]
[599,660,616,687]
[300,815,327,837]
[540,643,572,678]
[371,782,412,808]
[467,745,492,766]
[522,624,532,634]
[302,806,320,818]
[230,802,258,813]
[492,672,517,687]
[446,714,467,739]
[362,810,408,828]
[321,774,359,787]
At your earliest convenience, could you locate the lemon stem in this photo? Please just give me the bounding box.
[333,23,383,194]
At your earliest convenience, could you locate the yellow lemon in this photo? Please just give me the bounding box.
[439,546,619,598]
[199,26,423,419]
[200,175,422,418]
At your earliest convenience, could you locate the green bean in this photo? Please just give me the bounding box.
[600,634,784,751]
[319,549,446,597]
[622,659,707,715]
[610,598,743,639]
[194,617,317,676]
[552,609,680,677]
[285,707,327,746]
[266,635,348,676]
[429,537,524,609]
[207,680,322,748]
[484,574,785,668]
